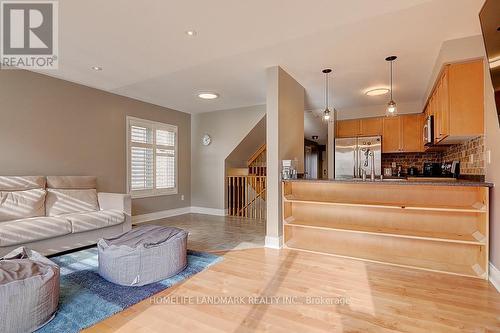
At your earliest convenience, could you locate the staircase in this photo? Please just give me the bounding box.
[227,144,266,219]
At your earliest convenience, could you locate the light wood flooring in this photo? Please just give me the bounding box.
[138,213,266,252]
[85,247,500,333]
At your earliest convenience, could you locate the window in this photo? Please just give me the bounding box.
[127,116,178,198]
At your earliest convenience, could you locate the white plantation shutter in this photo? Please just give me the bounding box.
[127,117,178,197]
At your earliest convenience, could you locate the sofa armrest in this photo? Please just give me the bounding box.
[98,192,131,215]
[98,192,132,232]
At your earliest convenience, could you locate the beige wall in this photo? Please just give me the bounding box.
[266,66,305,247]
[191,105,266,210]
[484,60,500,269]
[0,70,191,216]
[423,35,499,270]
[225,116,266,170]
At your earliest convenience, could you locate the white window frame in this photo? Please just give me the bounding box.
[126,116,178,198]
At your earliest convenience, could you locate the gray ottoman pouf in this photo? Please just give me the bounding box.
[98,225,188,286]
[0,247,60,333]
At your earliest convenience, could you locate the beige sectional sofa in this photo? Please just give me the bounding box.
[0,176,131,256]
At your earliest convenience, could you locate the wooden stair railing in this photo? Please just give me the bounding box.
[227,175,266,219]
[247,144,266,176]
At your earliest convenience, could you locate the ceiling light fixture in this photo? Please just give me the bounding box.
[385,56,398,117]
[365,88,390,96]
[198,92,219,100]
[322,68,333,121]
[185,30,197,37]
[91,66,102,71]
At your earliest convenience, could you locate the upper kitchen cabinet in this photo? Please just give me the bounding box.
[402,114,424,152]
[383,114,424,153]
[360,117,383,136]
[426,60,484,145]
[382,117,401,153]
[336,119,360,137]
[336,117,383,138]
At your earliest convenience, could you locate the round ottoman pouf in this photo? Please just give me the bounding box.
[0,247,60,333]
[98,225,188,286]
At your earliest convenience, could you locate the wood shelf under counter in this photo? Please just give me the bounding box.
[284,195,486,213]
[282,180,490,279]
[284,218,485,245]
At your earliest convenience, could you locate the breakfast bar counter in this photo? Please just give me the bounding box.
[282,179,491,279]
[284,178,493,187]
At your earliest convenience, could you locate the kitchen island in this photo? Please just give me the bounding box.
[282,179,492,279]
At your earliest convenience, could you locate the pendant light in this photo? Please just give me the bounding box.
[322,68,332,121]
[385,56,398,117]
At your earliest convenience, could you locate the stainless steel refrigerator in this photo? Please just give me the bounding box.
[335,136,382,179]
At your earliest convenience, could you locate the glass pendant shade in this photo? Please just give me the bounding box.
[386,100,397,116]
[323,108,331,120]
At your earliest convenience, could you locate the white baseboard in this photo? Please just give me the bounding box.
[132,206,227,224]
[132,207,191,224]
[489,262,500,293]
[190,206,226,216]
[265,236,283,249]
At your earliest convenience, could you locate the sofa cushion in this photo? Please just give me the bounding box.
[65,209,125,233]
[46,176,97,189]
[0,217,72,247]
[0,176,46,191]
[0,189,46,223]
[45,189,99,216]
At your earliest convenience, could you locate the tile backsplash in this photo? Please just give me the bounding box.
[443,136,485,175]
[381,136,485,176]
[381,152,442,175]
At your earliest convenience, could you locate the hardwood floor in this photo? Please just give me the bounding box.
[85,248,500,333]
[138,213,265,252]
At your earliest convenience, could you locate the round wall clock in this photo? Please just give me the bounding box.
[202,134,211,146]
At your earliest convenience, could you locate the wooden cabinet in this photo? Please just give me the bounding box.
[336,119,360,137]
[283,180,490,280]
[402,114,424,152]
[437,68,450,141]
[337,117,383,138]
[425,60,484,145]
[382,117,401,153]
[338,114,423,153]
[360,117,383,136]
[382,114,424,153]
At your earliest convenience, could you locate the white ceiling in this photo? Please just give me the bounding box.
[38,0,484,114]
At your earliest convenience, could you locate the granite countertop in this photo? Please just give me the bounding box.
[283,178,494,187]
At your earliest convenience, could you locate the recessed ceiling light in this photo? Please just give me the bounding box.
[91,66,102,71]
[185,30,197,37]
[198,92,219,100]
[365,88,389,96]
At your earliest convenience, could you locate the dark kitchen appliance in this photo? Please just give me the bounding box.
[442,161,460,178]
[423,115,434,146]
[423,161,460,178]
[423,162,442,177]
[407,167,418,176]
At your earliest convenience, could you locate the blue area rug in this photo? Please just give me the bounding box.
[36,248,222,333]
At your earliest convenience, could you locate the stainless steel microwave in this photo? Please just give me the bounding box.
[423,115,434,146]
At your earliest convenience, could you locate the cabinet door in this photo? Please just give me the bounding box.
[401,114,424,152]
[382,117,401,153]
[448,60,484,137]
[438,68,450,140]
[360,117,383,136]
[431,92,441,144]
[336,119,360,138]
